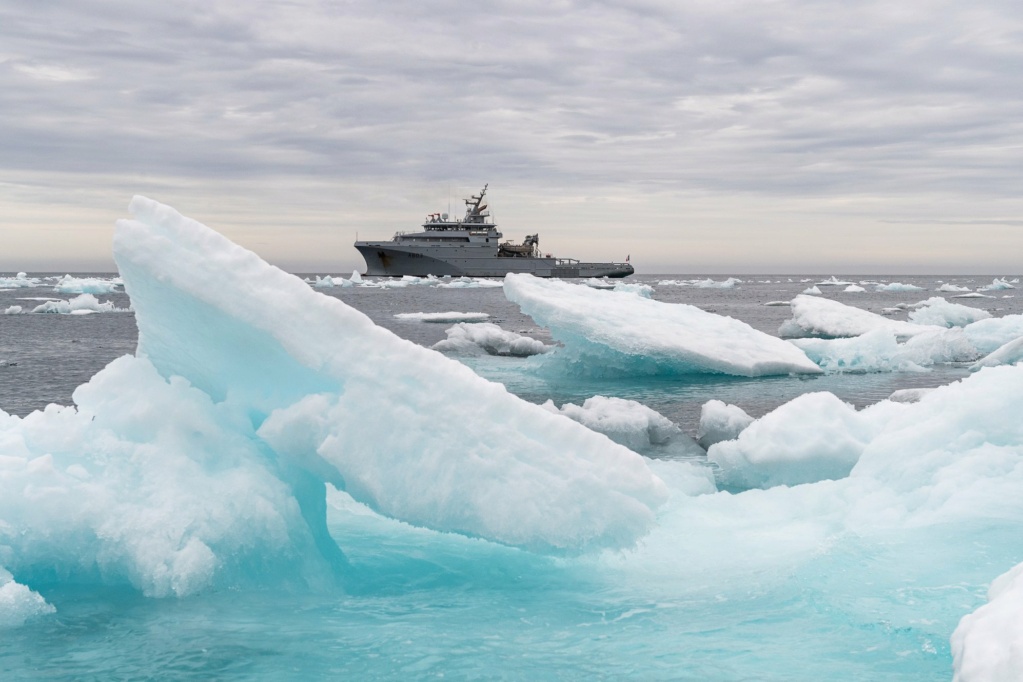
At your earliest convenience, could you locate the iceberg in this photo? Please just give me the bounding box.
[779,295,936,339]
[0,273,41,289]
[816,276,854,286]
[843,284,865,293]
[0,196,673,605]
[938,283,972,293]
[433,322,552,357]
[504,274,821,377]
[978,278,1016,292]
[970,336,1023,371]
[13,294,126,314]
[542,396,706,460]
[0,568,54,627]
[612,281,654,298]
[802,285,822,295]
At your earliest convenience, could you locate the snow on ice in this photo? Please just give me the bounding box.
[433,322,552,357]
[504,274,821,377]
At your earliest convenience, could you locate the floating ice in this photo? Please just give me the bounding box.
[816,276,854,286]
[707,392,905,489]
[0,273,41,288]
[692,277,742,288]
[542,396,706,460]
[939,283,972,293]
[888,387,935,403]
[779,295,936,339]
[0,568,54,627]
[504,274,821,377]
[802,285,822,295]
[952,562,1023,681]
[433,323,552,357]
[875,282,925,292]
[697,400,754,449]
[111,196,668,558]
[394,311,490,323]
[18,294,126,314]
[312,275,353,288]
[582,277,615,290]
[764,300,791,307]
[907,297,991,328]
[3,306,22,315]
[978,278,1016,292]
[843,284,865,293]
[969,336,1023,371]
[436,277,503,289]
[53,274,121,294]
[612,282,654,298]
[954,292,995,299]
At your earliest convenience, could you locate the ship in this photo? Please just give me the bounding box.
[354,185,634,278]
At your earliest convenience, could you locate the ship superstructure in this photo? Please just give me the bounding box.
[354,185,633,278]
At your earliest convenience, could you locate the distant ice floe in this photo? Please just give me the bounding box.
[657,277,742,288]
[764,300,791,307]
[978,278,1016,292]
[938,283,972,293]
[0,273,41,288]
[394,311,490,323]
[802,285,822,295]
[874,282,925,292]
[708,392,905,489]
[53,275,121,294]
[504,274,821,377]
[953,292,995,299]
[433,322,552,357]
[843,284,865,293]
[310,273,503,290]
[4,294,126,315]
[542,396,706,460]
[816,276,854,286]
[612,282,654,298]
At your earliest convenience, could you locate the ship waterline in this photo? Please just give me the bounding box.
[354,185,633,278]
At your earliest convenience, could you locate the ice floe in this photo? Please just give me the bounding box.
[802,285,822,295]
[952,562,1023,682]
[938,283,972,293]
[969,336,1023,371]
[978,278,1016,292]
[875,282,925,292]
[433,323,552,357]
[0,568,54,628]
[3,294,126,315]
[779,295,936,339]
[906,297,992,327]
[504,274,821,377]
[0,273,41,288]
[843,284,865,293]
[394,311,490,323]
[53,275,121,294]
[542,396,705,460]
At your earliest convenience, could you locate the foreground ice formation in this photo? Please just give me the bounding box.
[0,197,673,604]
[504,274,821,377]
[907,297,991,328]
[542,396,706,460]
[432,322,552,357]
[779,295,935,339]
[952,563,1023,681]
[697,400,754,449]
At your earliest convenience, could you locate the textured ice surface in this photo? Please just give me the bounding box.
[780,295,936,339]
[697,399,754,449]
[970,336,1023,370]
[393,311,490,323]
[0,273,41,288]
[952,562,1023,681]
[6,294,126,315]
[542,396,706,460]
[505,274,821,377]
[907,297,991,327]
[708,392,905,488]
[433,322,552,357]
[53,275,121,294]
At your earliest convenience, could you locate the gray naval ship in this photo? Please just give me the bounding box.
[354,185,634,278]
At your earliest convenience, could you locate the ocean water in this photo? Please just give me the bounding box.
[0,272,1020,680]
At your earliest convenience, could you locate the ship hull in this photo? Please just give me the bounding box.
[355,243,633,278]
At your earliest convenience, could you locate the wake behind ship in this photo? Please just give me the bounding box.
[354,185,634,278]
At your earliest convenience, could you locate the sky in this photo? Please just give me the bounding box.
[1,0,1022,274]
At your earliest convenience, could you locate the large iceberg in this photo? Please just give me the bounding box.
[907,297,992,328]
[504,274,821,377]
[0,197,672,603]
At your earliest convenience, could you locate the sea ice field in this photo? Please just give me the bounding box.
[1,199,1022,680]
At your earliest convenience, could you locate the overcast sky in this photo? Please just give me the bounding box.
[2,0,1022,273]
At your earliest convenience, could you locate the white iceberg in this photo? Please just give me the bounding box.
[978,278,1016,292]
[612,282,654,298]
[26,294,125,314]
[433,323,552,357]
[504,274,821,377]
[692,277,742,289]
[0,273,41,289]
[816,276,854,286]
[843,284,865,293]
[802,285,822,295]
[969,336,1023,371]
[938,283,972,293]
[542,396,705,460]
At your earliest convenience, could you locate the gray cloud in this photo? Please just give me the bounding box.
[1,0,1022,271]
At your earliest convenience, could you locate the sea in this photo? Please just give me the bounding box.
[0,272,1019,680]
